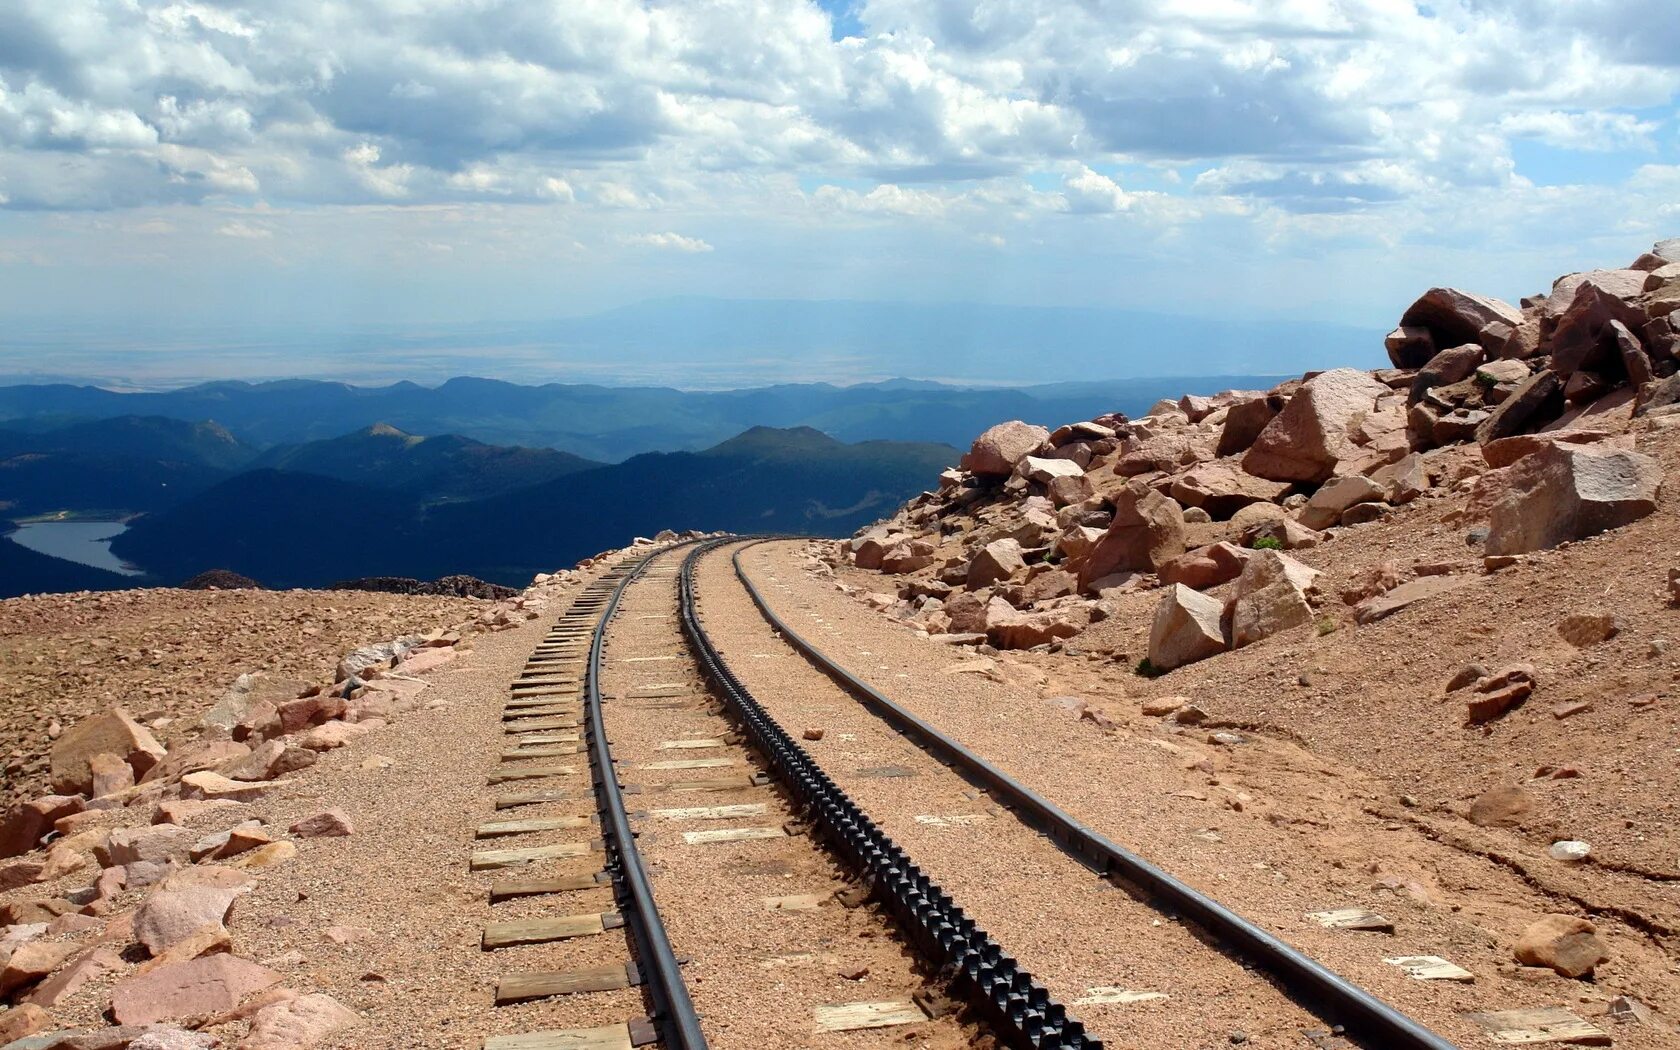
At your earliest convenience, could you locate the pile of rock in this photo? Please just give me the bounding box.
[838,240,1675,663]
[0,547,626,1047]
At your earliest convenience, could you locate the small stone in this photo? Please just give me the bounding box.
[1551,701,1592,720]
[802,728,825,742]
[1547,840,1591,863]
[1445,664,1488,693]
[1141,696,1189,717]
[1514,914,1609,978]
[288,810,355,838]
[1557,613,1623,648]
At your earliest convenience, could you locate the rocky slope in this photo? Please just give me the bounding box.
[0,530,710,1046]
[827,239,1680,1033]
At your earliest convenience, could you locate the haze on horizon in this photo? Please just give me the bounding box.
[1,1,1676,387]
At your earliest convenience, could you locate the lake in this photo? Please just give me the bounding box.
[8,520,147,576]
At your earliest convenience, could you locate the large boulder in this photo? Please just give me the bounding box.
[202,674,311,735]
[1548,277,1650,378]
[132,869,254,956]
[985,603,1088,650]
[961,421,1049,476]
[1244,369,1389,482]
[1018,456,1083,485]
[1543,269,1649,319]
[1485,443,1662,555]
[1396,287,1522,364]
[1148,585,1228,671]
[1169,463,1291,520]
[1409,344,1485,405]
[1298,475,1386,531]
[1216,395,1284,457]
[967,539,1026,589]
[112,954,282,1025]
[49,709,167,794]
[1159,542,1250,591]
[1229,550,1322,648]
[1474,369,1563,445]
[238,992,359,1050]
[1384,326,1436,369]
[1077,485,1186,590]
[0,796,83,860]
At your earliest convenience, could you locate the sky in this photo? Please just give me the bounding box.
[0,1,1677,385]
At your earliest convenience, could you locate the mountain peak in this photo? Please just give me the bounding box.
[705,425,842,457]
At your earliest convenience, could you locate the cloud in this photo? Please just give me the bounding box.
[216,220,271,239]
[1498,110,1660,152]
[0,0,1675,333]
[621,231,713,252]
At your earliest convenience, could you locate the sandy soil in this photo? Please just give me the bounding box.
[732,538,1680,1048]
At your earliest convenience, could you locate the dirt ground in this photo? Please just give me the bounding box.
[794,477,1680,1048]
[0,588,487,806]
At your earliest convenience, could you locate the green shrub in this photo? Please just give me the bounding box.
[1474,369,1497,385]
[1316,616,1337,637]
[1135,657,1162,678]
[1251,536,1284,551]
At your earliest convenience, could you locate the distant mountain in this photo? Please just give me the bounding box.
[252,424,600,504]
[36,416,255,470]
[0,416,247,517]
[0,374,1286,463]
[112,427,958,588]
[112,470,428,588]
[0,535,147,599]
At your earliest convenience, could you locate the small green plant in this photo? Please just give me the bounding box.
[1251,536,1284,551]
[1474,369,1497,385]
[1316,616,1338,637]
[1135,657,1162,679]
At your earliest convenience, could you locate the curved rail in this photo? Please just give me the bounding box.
[680,539,1098,1050]
[726,538,1459,1050]
[585,547,710,1050]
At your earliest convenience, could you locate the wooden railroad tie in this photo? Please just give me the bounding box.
[470,840,598,871]
[486,764,577,784]
[476,815,590,838]
[496,962,641,1004]
[482,911,623,949]
[489,871,605,901]
[483,1020,649,1050]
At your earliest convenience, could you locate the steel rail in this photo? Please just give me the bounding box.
[679,539,1099,1050]
[725,538,1460,1050]
[584,546,710,1050]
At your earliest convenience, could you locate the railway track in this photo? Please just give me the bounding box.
[469,544,995,1050]
[465,537,1463,1049]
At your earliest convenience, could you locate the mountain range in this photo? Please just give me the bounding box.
[0,372,1288,596]
[0,374,1283,462]
[107,427,955,589]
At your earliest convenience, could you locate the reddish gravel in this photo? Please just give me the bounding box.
[715,539,1680,1049]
